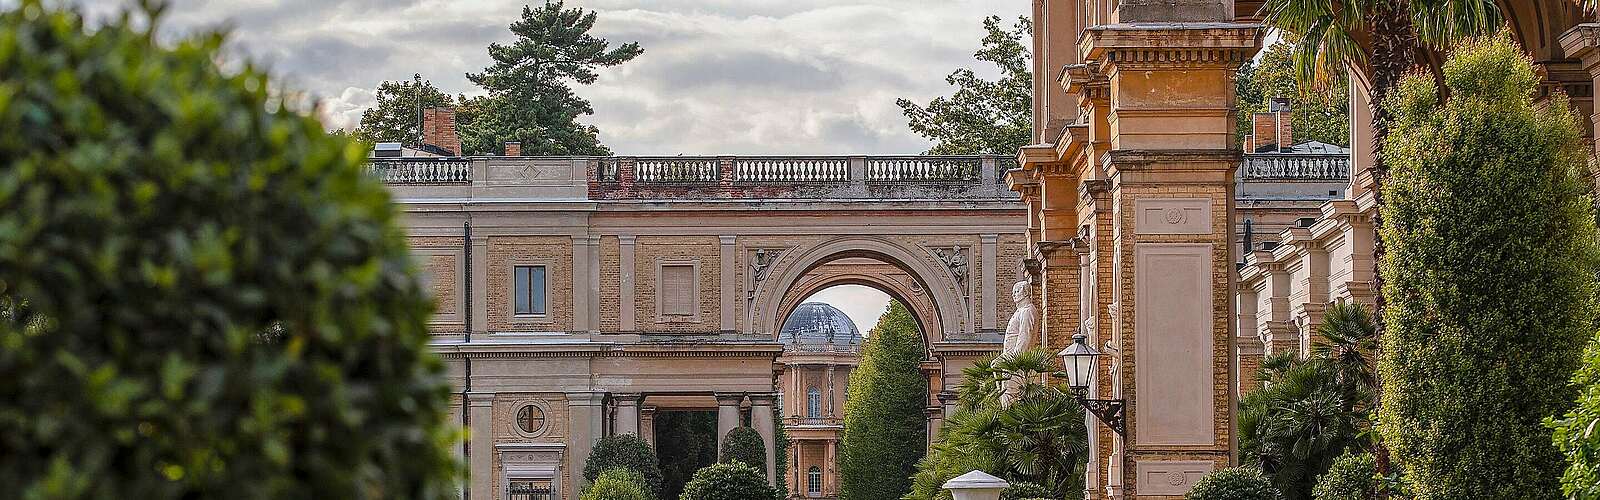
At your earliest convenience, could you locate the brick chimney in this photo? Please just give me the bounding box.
[504,141,522,156]
[420,107,460,156]
[1250,97,1293,152]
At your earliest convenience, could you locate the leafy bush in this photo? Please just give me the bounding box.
[583,468,650,500]
[0,2,459,498]
[1001,481,1050,500]
[1311,453,1374,500]
[719,427,766,473]
[906,350,1086,500]
[840,302,929,500]
[1186,467,1281,500]
[678,462,780,500]
[1551,334,1600,499]
[585,435,663,497]
[1379,30,1597,500]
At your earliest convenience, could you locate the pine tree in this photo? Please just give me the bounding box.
[838,302,927,500]
[462,0,642,156]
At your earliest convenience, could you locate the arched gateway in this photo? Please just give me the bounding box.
[379,153,1025,500]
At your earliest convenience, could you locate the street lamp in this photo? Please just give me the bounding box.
[1059,330,1126,437]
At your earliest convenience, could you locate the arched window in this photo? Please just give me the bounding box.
[806,387,822,419]
[807,466,823,495]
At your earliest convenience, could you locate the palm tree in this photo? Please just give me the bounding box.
[1311,301,1378,398]
[1242,356,1369,500]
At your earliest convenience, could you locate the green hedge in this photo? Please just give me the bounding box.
[1311,453,1374,500]
[1187,467,1281,500]
[1378,30,1597,499]
[720,426,766,473]
[678,462,780,500]
[583,468,650,500]
[585,435,663,497]
[1551,335,1600,499]
[0,2,459,498]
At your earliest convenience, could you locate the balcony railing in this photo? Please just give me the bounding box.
[735,156,849,183]
[865,156,980,182]
[1240,153,1350,180]
[367,158,472,184]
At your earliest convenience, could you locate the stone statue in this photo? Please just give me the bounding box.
[997,280,1038,406]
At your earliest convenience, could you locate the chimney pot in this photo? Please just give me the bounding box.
[505,141,522,156]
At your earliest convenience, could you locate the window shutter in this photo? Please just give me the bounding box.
[660,265,695,315]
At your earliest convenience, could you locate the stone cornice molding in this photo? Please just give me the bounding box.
[1081,23,1263,73]
[1052,124,1091,166]
[1078,179,1111,205]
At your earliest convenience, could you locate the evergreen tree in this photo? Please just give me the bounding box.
[353,74,454,145]
[896,15,1031,155]
[655,411,718,500]
[1379,31,1598,499]
[462,0,642,156]
[838,302,928,500]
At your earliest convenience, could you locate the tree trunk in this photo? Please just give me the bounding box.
[1366,0,1419,496]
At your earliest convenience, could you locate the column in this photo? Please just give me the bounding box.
[567,392,606,493]
[469,235,488,335]
[715,393,744,456]
[639,406,657,447]
[1084,19,1259,498]
[749,393,779,484]
[980,234,998,330]
[825,439,838,496]
[466,392,495,500]
[825,366,836,418]
[720,235,737,331]
[619,235,637,331]
[613,393,642,436]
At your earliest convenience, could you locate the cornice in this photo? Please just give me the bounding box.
[1082,23,1263,72]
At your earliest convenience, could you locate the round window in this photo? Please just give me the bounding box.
[516,404,546,434]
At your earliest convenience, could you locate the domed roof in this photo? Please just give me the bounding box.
[778,302,861,349]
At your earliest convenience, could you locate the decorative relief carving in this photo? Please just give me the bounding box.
[930,245,969,292]
[1135,198,1211,234]
[496,396,565,442]
[747,247,784,304]
[1135,460,1215,495]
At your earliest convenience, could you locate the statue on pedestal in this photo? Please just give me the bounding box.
[997,280,1037,406]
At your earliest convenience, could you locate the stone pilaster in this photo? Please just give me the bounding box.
[1084,22,1260,498]
[467,392,495,500]
[566,391,606,494]
[613,393,641,436]
[749,393,779,484]
[715,393,744,456]
[639,406,657,447]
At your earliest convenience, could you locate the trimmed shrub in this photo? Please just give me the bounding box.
[678,462,781,500]
[839,302,928,500]
[1186,467,1281,500]
[1378,30,1597,499]
[585,435,663,497]
[1311,453,1375,500]
[583,468,650,500]
[0,2,459,498]
[719,426,766,473]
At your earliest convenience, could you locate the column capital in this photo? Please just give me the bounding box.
[566,391,607,406]
[936,390,959,404]
[612,393,642,405]
[714,393,747,406]
[746,393,777,406]
[466,392,495,406]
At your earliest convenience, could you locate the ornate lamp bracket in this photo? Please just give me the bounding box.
[1073,388,1126,437]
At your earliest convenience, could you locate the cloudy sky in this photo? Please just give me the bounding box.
[70,0,1028,332]
[78,0,1030,156]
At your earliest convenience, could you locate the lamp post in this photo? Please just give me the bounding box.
[1059,331,1126,437]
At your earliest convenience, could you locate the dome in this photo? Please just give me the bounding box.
[778,302,861,349]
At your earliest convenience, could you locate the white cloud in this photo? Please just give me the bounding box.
[69,0,1028,154]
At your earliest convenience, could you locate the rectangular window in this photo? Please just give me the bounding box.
[513,265,547,316]
[659,264,695,316]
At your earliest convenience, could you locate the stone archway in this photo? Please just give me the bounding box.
[751,236,970,346]
[774,257,939,345]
